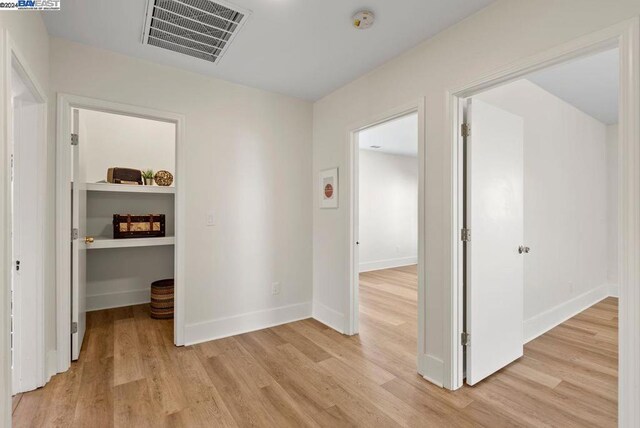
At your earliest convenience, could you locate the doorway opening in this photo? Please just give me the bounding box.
[9,53,47,395]
[72,108,177,361]
[456,44,620,418]
[55,95,186,373]
[349,107,424,374]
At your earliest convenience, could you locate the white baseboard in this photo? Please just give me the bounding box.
[184,302,312,346]
[609,283,620,298]
[524,283,617,343]
[312,301,345,333]
[419,354,444,387]
[359,256,417,273]
[86,289,150,312]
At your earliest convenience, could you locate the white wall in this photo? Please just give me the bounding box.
[49,37,314,345]
[81,109,175,184]
[312,0,640,385]
[606,124,619,285]
[475,79,611,339]
[359,150,417,272]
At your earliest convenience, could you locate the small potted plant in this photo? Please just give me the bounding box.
[142,169,154,186]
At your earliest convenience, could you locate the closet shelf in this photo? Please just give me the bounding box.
[86,182,175,194]
[87,236,175,250]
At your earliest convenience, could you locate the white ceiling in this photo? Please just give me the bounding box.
[43,0,495,101]
[527,48,619,125]
[359,113,417,157]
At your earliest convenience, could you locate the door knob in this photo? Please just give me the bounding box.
[85,236,94,244]
[518,246,530,254]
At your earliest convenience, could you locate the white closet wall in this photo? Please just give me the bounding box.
[80,109,176,311]
[82,109,175,184]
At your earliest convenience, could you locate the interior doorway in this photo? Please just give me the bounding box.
[348,106,425,373]
[55,95,186,373]
[357,112,419,345]
[457,46,620,390]
[8,52,47,394]
[68,107,177,360]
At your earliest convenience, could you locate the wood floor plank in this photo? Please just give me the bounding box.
[72,356,114,427]
[12,266,618,427]
[113,317,145,386]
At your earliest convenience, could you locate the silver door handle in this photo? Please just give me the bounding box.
[518,246,530,254]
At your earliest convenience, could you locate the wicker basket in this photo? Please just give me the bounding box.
[150,279,174,319]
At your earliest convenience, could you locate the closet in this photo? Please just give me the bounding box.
[71,108,176,359]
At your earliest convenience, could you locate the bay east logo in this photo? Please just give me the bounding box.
[0,0,61,10]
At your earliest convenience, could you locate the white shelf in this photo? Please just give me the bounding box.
[87,236,175,250]
[86,182,175,194]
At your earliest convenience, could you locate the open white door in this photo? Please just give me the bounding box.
[465,99,524,385]
[71,108,87,360]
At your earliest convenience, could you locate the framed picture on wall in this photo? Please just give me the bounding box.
[319,168,339,209]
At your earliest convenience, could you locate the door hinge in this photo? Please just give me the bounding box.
[72,228,79,241]
[461,332,470,346]
[461,123,470,138]
[71,322,78,334]
[461,228,471,242]
[71,133,79,146]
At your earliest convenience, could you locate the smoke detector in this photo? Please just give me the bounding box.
[353,10,375,29]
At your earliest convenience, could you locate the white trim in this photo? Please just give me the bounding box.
[312,301,345,333]
[608,283,620,298]
[344,98,427,376]
[0,29,9,427]
[56,94,187,374]
[359,257,417,273]
[4,30,48,395]
[86,289,150,312]
[184,302,312,346]
[420,354,444,388]
[447,17,640,425]
[524,284,616,344]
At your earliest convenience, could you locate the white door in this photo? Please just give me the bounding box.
[465,99,524,385]
[71,108,87,360]
[11,96,44,393]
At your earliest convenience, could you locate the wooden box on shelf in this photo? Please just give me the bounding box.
[113,214,165,239]
[107,167,143,185]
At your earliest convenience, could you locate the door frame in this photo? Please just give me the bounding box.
[447,17,639,424]
[346,98,428,376]
[3,31,48,394]
[55,94,187,373]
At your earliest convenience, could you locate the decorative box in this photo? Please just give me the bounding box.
[107,167,143,185]
[112,214,165,239]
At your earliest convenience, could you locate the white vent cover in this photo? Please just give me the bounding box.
[142,0,250,64]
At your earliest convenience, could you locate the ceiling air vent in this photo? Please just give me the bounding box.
[142,0,250,64]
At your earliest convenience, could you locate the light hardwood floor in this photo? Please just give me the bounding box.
[13,265,618,427]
